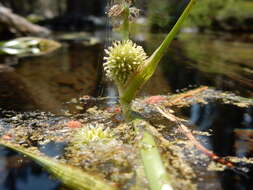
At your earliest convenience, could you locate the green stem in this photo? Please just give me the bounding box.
[119,98,133,121]
[121,3,130,40]
[133,119,174,190]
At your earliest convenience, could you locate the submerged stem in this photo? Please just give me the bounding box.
[133,119,174,190]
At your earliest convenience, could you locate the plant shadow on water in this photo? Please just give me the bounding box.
[0,31,253,190]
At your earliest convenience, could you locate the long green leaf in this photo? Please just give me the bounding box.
[148,0,197,66]
[0,141,117,190]
[121,0,197,105]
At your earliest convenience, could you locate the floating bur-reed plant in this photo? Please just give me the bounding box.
[71,124,115,146]
[105,0,197,120]
[103,0,197,190]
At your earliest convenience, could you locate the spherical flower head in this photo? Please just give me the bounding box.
[103,40,147,85]
[72,124,114,146]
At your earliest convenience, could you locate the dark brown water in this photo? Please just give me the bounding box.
[0,31,253,190]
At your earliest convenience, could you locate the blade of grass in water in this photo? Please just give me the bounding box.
[0,141,117,190]
[121,0,197,105]
[148,0,197,66]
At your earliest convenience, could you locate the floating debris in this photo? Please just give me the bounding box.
[0,37,61,57]
[0,87,252,190]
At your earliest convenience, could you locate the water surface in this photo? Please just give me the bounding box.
[0,31,252,190]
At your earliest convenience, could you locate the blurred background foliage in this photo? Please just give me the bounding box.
[148,0,253,32]
[0,0,105,18]
[0,0,252,36]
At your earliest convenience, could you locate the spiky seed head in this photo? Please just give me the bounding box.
[72,124,114,145]
[103,40,147,85]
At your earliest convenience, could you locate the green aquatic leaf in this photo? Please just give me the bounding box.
[0,141,117,190]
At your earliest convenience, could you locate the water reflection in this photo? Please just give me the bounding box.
[0,148,60,190]
[153,33,253,97]
[242,108,253,129]
[0,31,253,190]
[0,42,102,113]
[187,103,253,190]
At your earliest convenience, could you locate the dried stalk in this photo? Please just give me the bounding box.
[156,106,234,168]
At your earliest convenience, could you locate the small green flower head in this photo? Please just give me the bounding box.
[103,40,147,85]
[72,124,114,145]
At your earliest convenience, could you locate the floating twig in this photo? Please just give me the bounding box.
[156,106,234,168]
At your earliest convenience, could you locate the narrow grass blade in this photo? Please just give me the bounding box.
[148,0,197,66]
[0,141,117,190]
[121,0,197,104]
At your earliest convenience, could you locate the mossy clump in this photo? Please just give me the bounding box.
[64,123,146,189]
